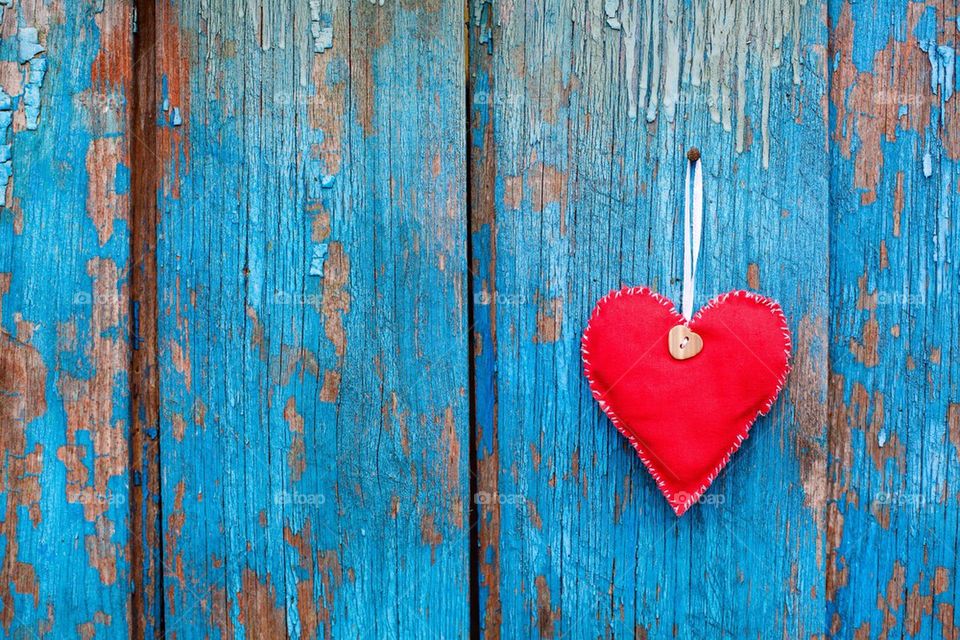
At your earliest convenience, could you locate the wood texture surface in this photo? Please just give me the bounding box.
[0,0,958,638]
[468,0,828,637]
[827,0,960,637]
[0,1,134,637]
[149,1,469,638]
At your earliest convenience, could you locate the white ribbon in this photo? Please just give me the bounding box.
[681,152,703,321]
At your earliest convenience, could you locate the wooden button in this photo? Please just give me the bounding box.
[668,325,703,360]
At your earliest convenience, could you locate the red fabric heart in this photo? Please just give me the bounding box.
[581,287,791,516]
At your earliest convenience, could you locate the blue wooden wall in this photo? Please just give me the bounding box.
[0,0,957,638]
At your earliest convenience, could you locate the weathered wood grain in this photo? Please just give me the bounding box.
[469,0,828,637]
[0,0,134,636]
[2,0,957,636]
[150,1,469,637]
[827,0,960,636]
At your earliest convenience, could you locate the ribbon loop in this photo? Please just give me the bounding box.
[681,150,703,321]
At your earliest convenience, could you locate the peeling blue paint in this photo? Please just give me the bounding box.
[0,87,11,207]
[153,2,472,636]
[850,1,895,68]
[473,0,493,52]
[171,107,182,126]
[918,40,956,104]
[24,56,47,130]
[1,3,134,636]
[13,24,48,131]
[309,243,328,276]
[115,163,131,195]
[309,2,333,54]
[158,75,170,125]
[830,2,960,637]
[912,6,938,47]
[604,0,620,30]
[608,0,808,166]
[16,26,45,64]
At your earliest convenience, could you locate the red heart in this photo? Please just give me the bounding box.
[581,287,791,516]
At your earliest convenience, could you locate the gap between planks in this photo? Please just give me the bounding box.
[129,0,164,637]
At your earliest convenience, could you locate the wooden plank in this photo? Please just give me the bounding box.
[151,1,470,637]
[0,1,134,636]
[827,0,960,636]
[468,0,829,637]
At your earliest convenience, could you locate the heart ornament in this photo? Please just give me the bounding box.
[581,150,792,516]
[581,287,791,515]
